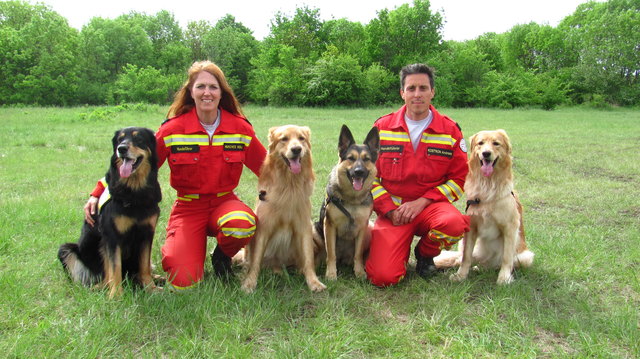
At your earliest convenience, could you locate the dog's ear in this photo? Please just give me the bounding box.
[469,133,477,151]
[112,129,122,150]
[300,126,312,147]
[267,127,279,150]
[338,125,355,160]
[364,127,380,162]
[495,129,511,154]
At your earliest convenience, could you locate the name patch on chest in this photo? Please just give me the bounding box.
[171,145,199,153]
[427,147,453,158]
[224,143,245,151]
[380,145,403,153]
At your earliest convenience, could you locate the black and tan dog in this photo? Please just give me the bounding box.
[58,127,162,298]
[314,125,379,280]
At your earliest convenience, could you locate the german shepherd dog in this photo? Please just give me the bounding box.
[241,125,326,293]
[314,125,379,280]
[58,127,162,298]
[436,130,534,284]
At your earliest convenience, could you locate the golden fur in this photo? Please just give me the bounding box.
[241,125,326,293]
[435,129,534,284]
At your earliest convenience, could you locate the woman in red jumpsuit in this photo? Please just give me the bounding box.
[84,61,267,290]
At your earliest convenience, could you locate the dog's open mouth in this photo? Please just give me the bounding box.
[283,155,302,174]
[480,157,498,177]
[119,156,143,178]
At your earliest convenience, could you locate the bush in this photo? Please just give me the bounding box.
[305,50,365,106]
[108,64,175,105]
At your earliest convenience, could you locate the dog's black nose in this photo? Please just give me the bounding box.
[117,144,128,155]
[291,146,301,155]
[482,151,491,159]
[354,167,366,177]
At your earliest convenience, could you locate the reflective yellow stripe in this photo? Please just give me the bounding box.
[217,192,230,197]
[379,130,410,142]
[390,195,402,206]
[371,185,387,200]
[421,134,456,146]
[218,211,256,226]
[437,184,456,203]
[98,187,111,212]
[430,228,463,243]
[163,134,209,146]
[220,226,256,239]
[445,180,464,199]
[211,134,252,146]
[99,177,107,187]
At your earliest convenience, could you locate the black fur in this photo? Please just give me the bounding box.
[58,127,161,296]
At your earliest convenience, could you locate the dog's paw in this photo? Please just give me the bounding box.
[496,273,514,285]
[241,279,257,293]
[449,272,467,282]
[325,268,338,281]
[307,279,327,292]
[353,265,366,279]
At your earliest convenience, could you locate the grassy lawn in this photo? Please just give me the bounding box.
[0,105,638,358]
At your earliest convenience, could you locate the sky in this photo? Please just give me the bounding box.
[38,0,592,41]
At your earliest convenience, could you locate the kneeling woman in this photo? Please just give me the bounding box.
[84,61,266,290]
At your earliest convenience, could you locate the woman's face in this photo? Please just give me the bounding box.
[190,71,221,114]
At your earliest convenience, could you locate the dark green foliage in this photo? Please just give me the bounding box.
[0,0,638,108]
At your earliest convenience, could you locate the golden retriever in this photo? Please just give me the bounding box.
[435,129,534,284]
[241,125,326,293]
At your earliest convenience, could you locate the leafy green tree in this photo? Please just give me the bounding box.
[185,20,212,62]
[0,1,80,105]
[560,0,640,105]
[323,19,367,63]
[362,63,399,106]
[77,16,153,104]
[247,43,308,105]
[365,0,444,73]
[108,64,177,104]
[269,6,326,60]
[202,15,259,100]
[305,46,365,106]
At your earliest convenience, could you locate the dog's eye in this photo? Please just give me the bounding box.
[493,141,500,146]
[281,136,288,142]
[477,141,484,145]
[298,136,305,141]
[347,155,356,161]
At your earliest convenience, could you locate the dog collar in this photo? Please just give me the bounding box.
[465,198,481,212]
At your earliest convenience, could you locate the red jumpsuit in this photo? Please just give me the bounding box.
[91,108,266,288]
[365,105,470,287]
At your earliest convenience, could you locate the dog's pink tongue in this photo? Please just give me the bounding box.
[119,158,133,178]
[353,178,363,191]
[481,161,493,177]
[289,158,301,174]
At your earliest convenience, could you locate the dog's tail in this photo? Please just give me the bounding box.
[434,250,462,268]
[516,249,534,268]
[58,243,102,287]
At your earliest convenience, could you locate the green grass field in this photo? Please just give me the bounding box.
[0,105,638,358]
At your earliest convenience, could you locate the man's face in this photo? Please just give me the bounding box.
[401,73,435,120]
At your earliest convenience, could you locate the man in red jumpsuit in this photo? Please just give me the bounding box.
[366,63,470,287]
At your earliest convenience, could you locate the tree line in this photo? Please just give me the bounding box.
[1,0,638,109]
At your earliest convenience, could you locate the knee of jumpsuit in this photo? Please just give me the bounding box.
[419,210,470,258]
[161,245,206,289]
[365,219,413,287]
[216,210,256,257]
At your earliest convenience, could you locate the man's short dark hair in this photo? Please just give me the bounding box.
[400,63,435,90]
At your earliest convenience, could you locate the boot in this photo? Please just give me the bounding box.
[210,245,232,280]
[414,246,437,279]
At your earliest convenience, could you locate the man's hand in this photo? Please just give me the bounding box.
[387,197,432,225]
[84,196,99,227]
